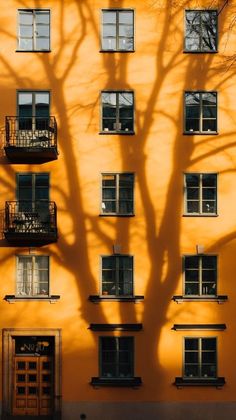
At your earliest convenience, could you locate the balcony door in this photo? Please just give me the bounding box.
[17,173,49,214]
[18,91,50,131]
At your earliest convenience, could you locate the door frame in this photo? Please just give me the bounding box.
[2,328,62,419]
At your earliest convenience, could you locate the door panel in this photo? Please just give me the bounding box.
[13,356,53,416]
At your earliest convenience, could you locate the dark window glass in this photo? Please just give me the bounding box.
[185,10,217,52]
[184,338,217,379]
[102,255,133,296]
[185,92,217,133]
[100,337,134,379]
[102,91,134,133]
[185,174,217,215]
[184,255,217,296]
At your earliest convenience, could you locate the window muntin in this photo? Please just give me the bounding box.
[101,255,133,296]
[184,255,217,296]
[101,91,134,133]
[101,10,134,51]
[185,92,217,133]
[184,338,217,378]
[18,10,50,51]
[102,173,134,215]
[100,337,134,379]
[184,173,217,215]
[16,255,49,297]
[185,10,217,52]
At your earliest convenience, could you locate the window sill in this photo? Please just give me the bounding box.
[183,50,218,54]
[15,49,51,53]
[90,377,142,387]
[183,131,218,135]
[4,295,60,304]
[99,131,135,135]
[173,295,228,304]
[99,213,135,217]
[89,295,144,303]
[182,213,218,217]
[172,324,226,331]
[99,50,135,53]
[174,377,225,388]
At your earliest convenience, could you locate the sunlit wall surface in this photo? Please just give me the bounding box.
[0,1,236,419]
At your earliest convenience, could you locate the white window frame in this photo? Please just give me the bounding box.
[16,255,50,297]
[101,9,134,52]
[183,255,217,297]
[184,173,217,215]
[18,9,50,51]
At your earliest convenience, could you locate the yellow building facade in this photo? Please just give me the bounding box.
[0,0,236,419]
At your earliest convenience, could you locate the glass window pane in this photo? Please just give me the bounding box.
[202,174,216,187]
[202,338,216,350]
[103,257,116,269]
[202,120,217,131]
[35,174,49,187]
[202,256,216,269]
[19,26,33,37]
[19,12,33,25]
[185,283,199,295]
[102,38,116,50]
[202,92,216,105]
[36,25,50,37]
[118,38,133,50]
[186,119,200,132]
[185,37,200,51]
[35,11,50,24]
[202,201,216,213]
[186,188,199,199]
[36,38,50,50]
[103,11,116,24]
[35,256,49,269]
[185,93,200,105]
[19,38,33,50]
[187,201,199,213]
[103,25,116,37]
[185,338,199,350]
[186,174,199,187]
[119,11,133,24]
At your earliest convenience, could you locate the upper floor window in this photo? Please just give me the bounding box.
[184,255,217,296]
[100,337,134,379]
[184,337,217,379]
[184,173,217,215]
[101,173,134,215]
[185,92,217,133]
[185,10,217,52]
[101,9,134,51]
[101,255,133,296]
[16,255,49,297]
[101,91,134,133]
[18,9,50,51]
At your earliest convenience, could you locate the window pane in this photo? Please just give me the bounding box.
[102,337,116,350]
[184,365,199,377]
[103,25,116,37]
[119,11,133,24]
[186,174,199,187]
[19,26,33,37]
[36,38,50,50]
[202,175,216,187]
[19,38,33,50]
[103,11,116,24]
[19,12,33,24]
[202,365,216,377]
[103,257,116,269]
[202,256,216,269]
[185,338,199,350]
[202,119,217,131]
[186,188,199,199]
[186,106,200,118]
[187,201,199,213]
[202,201,216,213]
[185,283,199,295]
[185,352,198,363]
[202,338,216,350]
[202,92,216,105]
[102,38,116,50]
[118,38,133,50]
[185,257,199,269]
[185,93,200,105]
[186,119,200,132]
[35,11,50,24]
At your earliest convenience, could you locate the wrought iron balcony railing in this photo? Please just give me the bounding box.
[4,201,58,244]
[5,116,58,161]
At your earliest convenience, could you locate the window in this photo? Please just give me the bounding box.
[17,173,49,212]
[101,91,134,133]
[185,10,217,52]
[184,173,217,215]
[101,256,133,296]
[184,337,217,379]
[101,9,134,51]
[101,173,134,215]
[16,255,49,297]
[100,337,134,379]
[18,9,50,51]
[184,92,217,133]
[184,255,217,296]
[18,91,50,130]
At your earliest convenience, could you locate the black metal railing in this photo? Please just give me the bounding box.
[5,116,57,148]
[5,201,57,235]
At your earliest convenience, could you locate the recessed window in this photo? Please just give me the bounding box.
[101,255,133,296]
[101,10,134,51]
[184,255,217,296]
[185,10,217,52]
[101,91,134,133]
[184,337,217,379]
[18,9,50,51]
[184,173,217,215]
[101,173,134,215]
[100,337,134,379]
[16,255,49,297]
[185,92,217,133]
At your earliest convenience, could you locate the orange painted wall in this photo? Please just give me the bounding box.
[0,0,236,406]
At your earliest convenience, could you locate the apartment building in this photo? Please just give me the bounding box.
[0,0,236,419]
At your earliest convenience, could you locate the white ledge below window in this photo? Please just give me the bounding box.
[4,295,60,304]
[172,295,228,304]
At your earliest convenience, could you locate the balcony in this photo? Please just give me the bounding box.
[4,116,58,162]
[4,201,58,245]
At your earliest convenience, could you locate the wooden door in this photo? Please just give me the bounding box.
[13,355,53,416]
